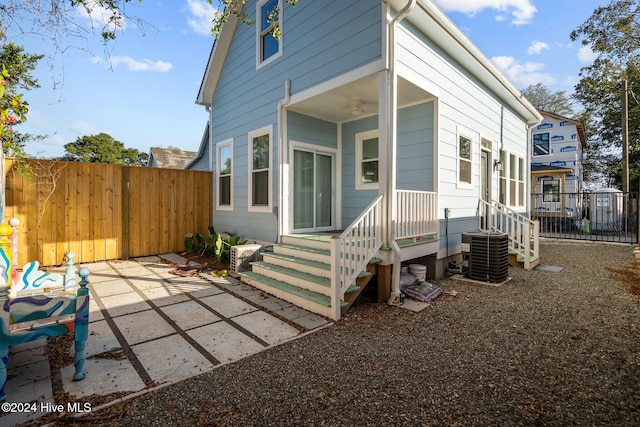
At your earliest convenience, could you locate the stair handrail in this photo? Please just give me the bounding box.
[330,195,383,320]
[478,199,539,269]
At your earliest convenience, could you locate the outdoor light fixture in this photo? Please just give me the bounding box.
[493,159,503,172]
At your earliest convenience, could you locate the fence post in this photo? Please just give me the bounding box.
[121,166,130,260]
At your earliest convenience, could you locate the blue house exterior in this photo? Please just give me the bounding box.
[196,0,541,319]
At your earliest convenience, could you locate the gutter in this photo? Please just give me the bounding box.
[277,80,292,243]
[385,0,416,306]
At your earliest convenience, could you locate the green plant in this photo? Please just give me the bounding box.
[184,227,247,264]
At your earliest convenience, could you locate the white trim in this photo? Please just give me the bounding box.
[288,59,385,106]
[248,125,273,213]
[256,0,283,70]
[355,129,380,191]
[456,127,474,189]
[216,139,233,211]
[500,147,526,208]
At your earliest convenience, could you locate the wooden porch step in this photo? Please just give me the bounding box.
[262,252,330,278]
[240,271,348,308]
[274,243,331,263]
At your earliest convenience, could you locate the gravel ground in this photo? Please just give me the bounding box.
[59,240,640,426]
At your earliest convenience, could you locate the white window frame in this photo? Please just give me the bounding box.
[248,125,273,213]
[501,149,526,208]
[457,128,474,189]
[355,129,379,190]
[256,0,283,69]
[216,139,233,211]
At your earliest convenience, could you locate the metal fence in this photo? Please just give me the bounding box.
[530,191,639,244]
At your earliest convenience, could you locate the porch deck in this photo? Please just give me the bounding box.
[286,232,438,249]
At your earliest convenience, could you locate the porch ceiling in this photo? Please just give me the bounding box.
[289,75,432,123]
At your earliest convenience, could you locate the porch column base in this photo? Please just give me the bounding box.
[377,264,391,303]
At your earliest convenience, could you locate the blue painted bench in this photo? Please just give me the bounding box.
[0,222,90,402]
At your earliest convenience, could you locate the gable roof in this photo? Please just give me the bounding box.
[537,110,588,149]
[196,0,541,124]
[184,122,211,170]
[147,147,198,169]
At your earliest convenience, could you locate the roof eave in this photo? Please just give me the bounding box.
[196,15,239,108]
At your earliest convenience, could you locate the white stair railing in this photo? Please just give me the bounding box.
[478,199,539,270]
[330,195,383,320]
[395,190,438,240]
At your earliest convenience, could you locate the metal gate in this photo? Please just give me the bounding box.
[530,191,639,244]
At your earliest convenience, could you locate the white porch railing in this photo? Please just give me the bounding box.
[330,195,383,320]
[395,190,438,240]
[478,199,539,270]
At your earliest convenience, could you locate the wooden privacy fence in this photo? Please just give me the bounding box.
[3,159,212,266]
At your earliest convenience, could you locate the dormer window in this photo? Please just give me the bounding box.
[257,0,282,68]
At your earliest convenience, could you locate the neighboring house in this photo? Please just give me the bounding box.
[184,122,212,171]
[147,147,197,169]
[530,110,587,218]
[196,0,541,319]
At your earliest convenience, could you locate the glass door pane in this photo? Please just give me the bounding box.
[294,150,314,229]
[315,153,332,228]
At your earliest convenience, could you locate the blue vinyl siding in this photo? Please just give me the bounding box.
[287,111,338,152]
[340,102,435,227]
[396,23,528,218]
[341,115,379,226]
[208,1,382,242]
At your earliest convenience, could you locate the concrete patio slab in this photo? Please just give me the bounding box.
[160,300,221,330]
[131,334,213,385]
[232,311,300,345]
[100,291,152,318]
[187,322,265,363]
[91,280,135,298]
[200,293,258,318]
[112,310,176,345]
[127,276,168,291]
[60,359,146,399]
[85,320,121,357]
[157,253,189,265]
[139,286,192,307]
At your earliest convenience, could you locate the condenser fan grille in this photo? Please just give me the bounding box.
[463,231,509,283]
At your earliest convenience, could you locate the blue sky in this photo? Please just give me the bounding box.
[5,0,606,159]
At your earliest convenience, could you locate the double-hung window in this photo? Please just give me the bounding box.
[248,126,272,212]
[458,130,473,187]
[216,139,233,210]
[355,130,379,190]
[257,0,282,67]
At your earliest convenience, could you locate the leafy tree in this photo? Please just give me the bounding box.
[62,133,148,166]
[571,0,640,191]
[520,83,575,117]
[0,29,44,171]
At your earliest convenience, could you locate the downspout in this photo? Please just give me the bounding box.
[277,80,292,243]
[385,0,416,306]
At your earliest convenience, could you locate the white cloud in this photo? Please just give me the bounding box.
[436,0,537,25]
[76,0,127,32]
[186,0,217,36]
[491,55,555,87]
[528,40,549,55]
[578,45,597,64]
[110,56,173,72]
[70,121,100,135]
